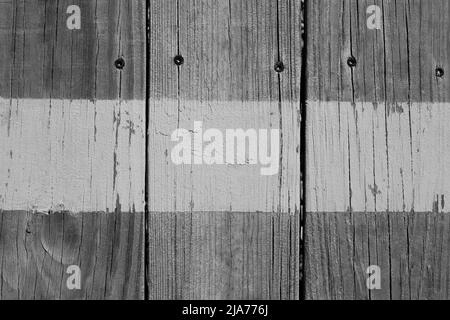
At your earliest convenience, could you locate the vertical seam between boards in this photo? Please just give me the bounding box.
[299,0,308,301]
[144,0,150,301]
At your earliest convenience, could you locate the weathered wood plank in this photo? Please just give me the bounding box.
[0,0,145,100]
[148,212,299,300]
[148,0,301,299]
[0,0,145,299]
[306,212,450,300]
[307,101,450,213]
[0,99,145,213]
[0,211,143,299]
[306,0,449,103]
[305,0,450,299]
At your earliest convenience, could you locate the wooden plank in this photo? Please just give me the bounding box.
[148,0,301,299]
[0,211,143,299]
[0,0,145,299]
[305,0,450,299]
[148,212,299,300]
[0,0,145,100]
[306,212,450,300]
[307,101,450,213]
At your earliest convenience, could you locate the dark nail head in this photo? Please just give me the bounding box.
[347,56,357,68]
[436,67,444,78]
[114,58,125,70]
[274,61,285,73]
[174,55,184,66]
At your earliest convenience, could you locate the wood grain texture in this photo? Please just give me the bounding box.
[0,0,145,299]
[306,212,450,300]
[148,0,301,299]
[307,101,450,213]
[0,99,145,213]
[0,0,145,100]
[306,0,449,103]
[305,0,450,299]
[148,212,299,300]
[0,211,144,299]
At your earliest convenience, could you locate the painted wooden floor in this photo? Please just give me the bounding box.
[148,0,301,300]
[0,211,143,299]
[1,0,449,300]
[0,0,301,300]
[305,0,450,299]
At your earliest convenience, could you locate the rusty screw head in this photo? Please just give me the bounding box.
[174,55,184,66]
[436,67,445,78]
[347,56,357,68]
[274,61,285,73]
[114,57,125,70]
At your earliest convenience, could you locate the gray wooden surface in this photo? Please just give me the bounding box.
[2,0,449,301]
[305,0,450,299]
[0,0,145,299]
[148,0,301,299]
[306,212,450,300]
[0,211,143,299]
[0,0,301,300]
[148,212,299,299]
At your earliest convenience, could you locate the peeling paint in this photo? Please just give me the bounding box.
[0,99,145,213]
[307,101,450,213]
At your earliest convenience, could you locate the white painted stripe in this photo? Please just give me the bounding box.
[149,99,301,213]
[307,101,450,213]
[0,99,145,213]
